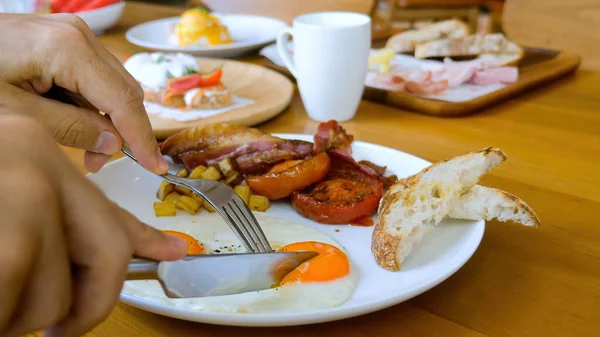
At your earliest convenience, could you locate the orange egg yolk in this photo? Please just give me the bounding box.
[277,241,350,285]
[163,230,204,255]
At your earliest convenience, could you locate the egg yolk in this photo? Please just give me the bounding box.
[163,230,204,255]
[277,241,350,285]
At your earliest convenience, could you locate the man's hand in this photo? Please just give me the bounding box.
[0,115,188,337]
[0,13,167,174]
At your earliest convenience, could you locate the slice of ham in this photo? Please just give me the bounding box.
[441,58,485,87]
[370,56,520,95]
[469,67,519,85]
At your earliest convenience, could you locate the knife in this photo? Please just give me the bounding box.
[126,251,318,298]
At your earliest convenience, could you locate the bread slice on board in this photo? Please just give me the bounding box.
[371,147,506,271]
[385,19,470,53]
[449,185,540,227]
[414,33,524,65]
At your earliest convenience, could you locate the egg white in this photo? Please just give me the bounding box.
[122,213,358,314]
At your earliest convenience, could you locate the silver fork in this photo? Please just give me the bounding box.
[120,145,273,253]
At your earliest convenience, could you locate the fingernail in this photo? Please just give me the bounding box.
[156,149,169,173]
[169,235,189,252]
[95,131,120,155]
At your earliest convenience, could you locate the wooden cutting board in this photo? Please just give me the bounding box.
[362,48,582,116]
[150,57,294,139]
[261,47,581,117]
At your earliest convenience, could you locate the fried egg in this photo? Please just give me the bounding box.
[122,213,358,314]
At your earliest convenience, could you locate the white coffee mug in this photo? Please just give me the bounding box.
[276,12,371,122]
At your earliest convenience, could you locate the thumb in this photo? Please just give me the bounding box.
[117,206,188,261]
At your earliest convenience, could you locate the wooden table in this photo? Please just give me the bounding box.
[54,2,600,337]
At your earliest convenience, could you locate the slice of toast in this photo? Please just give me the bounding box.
[449,185,540,227]
[372,147,506,271]
[414,33,524,65]
[385,19,470,53]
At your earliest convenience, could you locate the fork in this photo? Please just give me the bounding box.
[120,145,273,253]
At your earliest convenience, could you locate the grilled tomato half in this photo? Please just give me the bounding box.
[291,158,383,224]
[245,152,331,200]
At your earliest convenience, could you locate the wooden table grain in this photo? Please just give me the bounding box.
[50,2,600,337]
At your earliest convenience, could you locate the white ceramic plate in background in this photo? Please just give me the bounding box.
[126,14,288,58]
[86,134,485,327]
[76,1,125,35]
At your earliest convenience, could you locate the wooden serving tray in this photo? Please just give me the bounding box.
[261,47,581,117]
[362,47,582,116]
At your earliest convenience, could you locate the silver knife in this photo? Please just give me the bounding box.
[126,251,318,298]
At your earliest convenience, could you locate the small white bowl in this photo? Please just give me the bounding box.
[76,1,125,35]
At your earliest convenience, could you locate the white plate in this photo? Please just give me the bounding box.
[76,1,125,35]
[126,14,288,58]
[87,134,485,327]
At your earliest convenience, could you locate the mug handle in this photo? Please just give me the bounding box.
[276,27,297,77]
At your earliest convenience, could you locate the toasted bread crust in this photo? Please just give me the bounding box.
[501,190,541,227]
[372,147,507,271]
[371,191,405,271]
[378,147,506,213]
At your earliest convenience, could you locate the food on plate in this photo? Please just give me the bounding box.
[51,0,120,13]
[122,213,358,313]
[174,195,203,215]
[153,201,176,217]
[372,147,540,271]
[448,185,540,227]
[233,185,251,205]
[278,241,350,285]
[414,33,524,66]
[245,152,331,200]
[158,121,395,224]
[123,52,233,110]
[291,158,384,225]
[159,123,314,175]
[162,230,205,254]
[386,19,470,54]
[248,195,271,212]
[152,156,272,215]
[170,7,232,47]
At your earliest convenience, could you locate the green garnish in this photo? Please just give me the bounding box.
[183,67,199,75]
[156,55,166,63]
[166,71,174,79]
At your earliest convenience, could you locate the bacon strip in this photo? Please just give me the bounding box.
[160,123,313,174]
[314,120,398,187]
